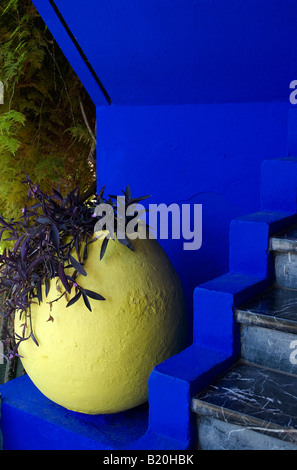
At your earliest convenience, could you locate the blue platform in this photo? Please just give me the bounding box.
[0,374,148,450]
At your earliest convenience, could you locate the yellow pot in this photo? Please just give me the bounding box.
[15,234,187,414]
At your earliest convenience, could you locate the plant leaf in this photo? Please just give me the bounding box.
[127,195,151,205]
[37,217,51,224]
[0,217,12,230]
[28,202,42,210]
[51,223,60,253]
[100,236,109,260]
[98,185,105,199]
[125,184,131,201]
[118,235,134,251]
[82,290,92,311]
[66,291,81,308]
[21,237,30,261]
[69,254,87,276]
[58,263,71,293]
[26,254,49,274]
[30,331,39,347]
[44,278,50,297]
[83,235,88,262]
[13,233,26,254]
[84,289,106,301]
[36,279,42,303]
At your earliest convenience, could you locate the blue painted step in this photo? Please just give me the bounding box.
[0,374,148,450]
[0,342,233,450]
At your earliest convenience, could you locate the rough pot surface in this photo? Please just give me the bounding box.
[15,235,187,414]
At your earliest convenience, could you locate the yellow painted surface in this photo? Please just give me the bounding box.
[15,234,187,414]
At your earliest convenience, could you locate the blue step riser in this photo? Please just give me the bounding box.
[239,325,297,375]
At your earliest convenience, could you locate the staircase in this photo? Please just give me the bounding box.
[191,224,297,450]
[1,158,297,450]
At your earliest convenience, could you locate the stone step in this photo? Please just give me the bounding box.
[191,361,297,450]
[235,286,297,374]
[270,224,297,289]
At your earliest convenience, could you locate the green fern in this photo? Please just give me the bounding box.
[0,0,96,228]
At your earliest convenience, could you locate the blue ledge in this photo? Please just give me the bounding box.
[229,210,297,278]
[0,374,148,450]
[0,342,233,450]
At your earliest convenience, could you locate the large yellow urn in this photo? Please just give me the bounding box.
[15,234,187,414]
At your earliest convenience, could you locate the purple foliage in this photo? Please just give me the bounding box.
[0,176,149,360]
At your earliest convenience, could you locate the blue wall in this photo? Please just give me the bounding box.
[33,0,297,106]
[31,0,297,332]
[96,102,290,321]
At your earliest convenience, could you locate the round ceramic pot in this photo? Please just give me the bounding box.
[15,235,187,414]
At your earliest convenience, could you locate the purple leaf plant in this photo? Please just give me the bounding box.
[0,175,150,361]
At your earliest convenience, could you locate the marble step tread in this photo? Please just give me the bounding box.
[192,361,297,447]
[235,286,297,334]
[270,224,297,253]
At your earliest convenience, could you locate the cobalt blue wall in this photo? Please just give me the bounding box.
[33,0,297,106]
[31,0,297,330]
[96,102,290,321]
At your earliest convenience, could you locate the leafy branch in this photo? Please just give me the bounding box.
[0,177,150,361]
[0,0,96,224]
